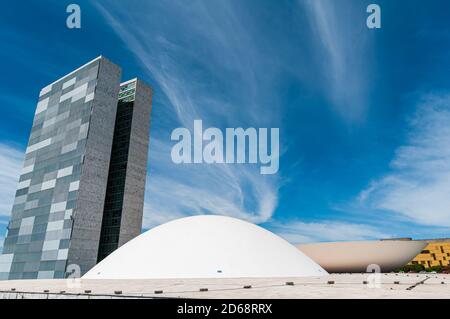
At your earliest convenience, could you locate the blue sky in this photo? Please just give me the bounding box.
[1,0,450,248]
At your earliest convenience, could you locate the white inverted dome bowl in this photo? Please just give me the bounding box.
[84,215,328,279]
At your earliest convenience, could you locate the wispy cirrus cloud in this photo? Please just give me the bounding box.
[143,137,278,229]
[267,219,389,244]
[302,0,372,122]
[0,143,23,217]
[95,1,281,227]
[143,172,277,229]
[358,93,450,227]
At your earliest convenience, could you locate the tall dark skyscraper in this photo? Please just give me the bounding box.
[97,79,152,262]
[0,57,152,280]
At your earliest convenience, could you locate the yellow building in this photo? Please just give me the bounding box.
[409,239,450,269]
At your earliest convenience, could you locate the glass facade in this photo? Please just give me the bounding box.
[97,81,136,262]
[0,59,101,280]
[0,59,151,281]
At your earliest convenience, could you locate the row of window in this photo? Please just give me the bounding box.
[97,101,134,261]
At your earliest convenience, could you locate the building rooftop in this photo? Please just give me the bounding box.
[418,238,450,243]
[0,273,449,299]
[41,56,104,91]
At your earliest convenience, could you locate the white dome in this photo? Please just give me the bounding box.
[84,215,328,279]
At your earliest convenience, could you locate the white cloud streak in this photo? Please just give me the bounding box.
[95,1,394,243]
[358,94,450,227]
[268,220,389,244]
[303,0,371,122]
[96,2,281,228]
[143,137,278,229]
[0,143,23,217]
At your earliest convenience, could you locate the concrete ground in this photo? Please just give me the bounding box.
[0,273,449,299]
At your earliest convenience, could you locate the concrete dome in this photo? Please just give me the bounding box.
[84,215,328,279]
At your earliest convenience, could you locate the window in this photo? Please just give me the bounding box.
[97,100,134,262]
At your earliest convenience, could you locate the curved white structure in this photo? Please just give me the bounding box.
[84,215,328,279]
[298,240,427,273]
